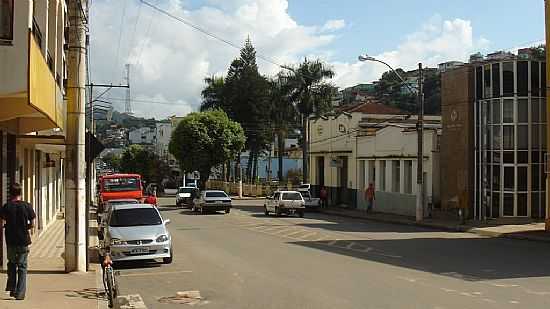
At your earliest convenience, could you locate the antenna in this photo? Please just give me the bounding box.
[124,64,133,114]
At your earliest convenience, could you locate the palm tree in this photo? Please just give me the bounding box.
[269,77,298,181]
[283,58,335,183]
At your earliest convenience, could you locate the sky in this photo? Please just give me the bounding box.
[89,0,546,119]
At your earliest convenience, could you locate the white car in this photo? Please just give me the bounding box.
[100,203,173,264]
[264,191,305,217]
[176,187,198,208]
[192,190,232,214]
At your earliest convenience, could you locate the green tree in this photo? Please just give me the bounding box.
[223,38,272,181]
[284,58,335,182]
[118,145,170,185]
[200,75,227,112]
[169,110,246,189]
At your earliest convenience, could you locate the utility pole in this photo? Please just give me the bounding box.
[545,0,550,231]
[416,63,424,222]
[66,0,88,272]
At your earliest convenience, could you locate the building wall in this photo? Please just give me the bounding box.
[440,66,475,214]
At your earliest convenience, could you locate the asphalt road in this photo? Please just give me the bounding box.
[115,197,550,309]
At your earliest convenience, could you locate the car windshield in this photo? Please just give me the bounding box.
[179,188,194,194]
[109,200,139,205]
[109,208,162,227]
[103,177,140,192]
[282,192,302,200]
[205,191,228,198]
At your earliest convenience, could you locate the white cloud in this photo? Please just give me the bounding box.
[332,17,491,88]
[90,1,489,119]
[321,19,345,32]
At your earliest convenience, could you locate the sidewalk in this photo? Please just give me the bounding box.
[0,217,106,309]
[320,207,550,243]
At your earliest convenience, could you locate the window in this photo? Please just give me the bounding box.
[492,99,501,124]
[205,191,229,198]
[502,62,514,96]
[484,65,491,98]
[110,208,162,227]
[503,126,514,150]
[517,167,527,191]
[518,99,528,123]
[282,192,303,200]
[532,124,540,149]
[392,161,400,193]
[492,63,500,97]
[531,98,540,123]
[532,165,540,190]
[504,166,514,191]
[517,193,527,216]
[517,125,528,150]
[102,177,141,192]
[517,61,528,96]
[476,66,483,100]
[404,161,412,194]
[492,165,500,189]
[503,193,514,216]
[531,61,540,96]
[492,126,501,150]
[0,0,13,43]
[503,99,514,123]
[492,191,500,218]
[379,161,386,191]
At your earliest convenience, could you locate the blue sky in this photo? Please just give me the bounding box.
[287,0,545,62]
[91,0,547,118]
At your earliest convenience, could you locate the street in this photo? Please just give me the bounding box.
[114,197,550,309]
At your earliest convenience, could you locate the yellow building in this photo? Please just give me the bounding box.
[0,0,68,238]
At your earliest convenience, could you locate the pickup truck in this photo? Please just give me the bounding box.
[298,189,321,210]
[264,191,305,217]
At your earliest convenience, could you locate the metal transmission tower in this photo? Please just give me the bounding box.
[124,63,133,114]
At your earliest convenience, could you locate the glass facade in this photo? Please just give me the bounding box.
[475,60,547,218]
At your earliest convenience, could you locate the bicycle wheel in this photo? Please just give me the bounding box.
[104,268,115,308]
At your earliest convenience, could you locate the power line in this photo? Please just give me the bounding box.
[126,0,143,63]
[136,4,156,67]
[103,96,184,105]
[139,0,282,69]
[113,0,128,81]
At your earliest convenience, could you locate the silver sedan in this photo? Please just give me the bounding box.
[101,203,173,264]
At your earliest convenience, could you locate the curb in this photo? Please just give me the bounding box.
[320,209,550,244]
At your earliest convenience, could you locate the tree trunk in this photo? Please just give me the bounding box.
[226,161,231,182]
[246,151,254,183]
[235,153,241,181]
[252,152,258,182]
[278,132,284,181]
[302,114,309,183]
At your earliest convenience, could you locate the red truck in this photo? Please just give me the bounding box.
[98,173,158,210]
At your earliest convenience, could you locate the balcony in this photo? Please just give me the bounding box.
[0,32,65,134]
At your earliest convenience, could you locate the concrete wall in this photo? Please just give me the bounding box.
[440,66,475,213]
[374,191,416,216]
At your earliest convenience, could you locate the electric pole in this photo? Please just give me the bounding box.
[66,0,88,272]
[416,63,425,222]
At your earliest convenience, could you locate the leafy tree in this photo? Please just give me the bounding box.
[119,145,170,185]
[168,110,246,189]
[200,75,227,112]
[283,58,335,182]
[102,152,121,171]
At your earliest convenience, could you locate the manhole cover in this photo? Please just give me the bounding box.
[159,290,204,305]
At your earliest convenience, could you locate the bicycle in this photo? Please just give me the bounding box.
[102,255,119,308]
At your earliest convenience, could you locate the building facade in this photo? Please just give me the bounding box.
[0,0,68,250]
[441,51,547,220]
[309,102,442,215]
[474,56,547,219]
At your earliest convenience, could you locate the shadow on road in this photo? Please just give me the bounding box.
[113,260,163,270]
[291,237,550,281]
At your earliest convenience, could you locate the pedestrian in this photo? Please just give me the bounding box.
[319,186,328,208]
[365,183,375,213]
[0,183,36,300]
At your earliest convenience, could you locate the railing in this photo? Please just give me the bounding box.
[206,180,296,197]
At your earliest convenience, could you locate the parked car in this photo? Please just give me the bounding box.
[176,186,199,208]
[100,203,173,264]
[192,190,232,214]
[264,191,305,217]
[298,189,321,210]
[97,198,140,224]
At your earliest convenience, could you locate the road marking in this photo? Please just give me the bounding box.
[298,232,318,239]
[119,270,193,277]
[491,283,520,288]
[482,298,497,304]
[286,230,308,237]
[509,300,520,304]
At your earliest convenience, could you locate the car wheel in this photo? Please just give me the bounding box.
[163,248,173,264]
[298,211,304,218]
[275,207,281,217]
[225,208,230,214]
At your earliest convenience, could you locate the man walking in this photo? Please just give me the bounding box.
[319,186,328,208]
[365,183,375,213]
[0,183,36,300]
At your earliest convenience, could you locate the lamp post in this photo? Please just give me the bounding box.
[358,54,425,222]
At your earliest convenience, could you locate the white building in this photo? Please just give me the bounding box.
[155,121,172,160]
[128,127,156,145]
[308,102,442,216]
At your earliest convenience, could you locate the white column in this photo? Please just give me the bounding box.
[386,161,392,193]
[375,160,381,191]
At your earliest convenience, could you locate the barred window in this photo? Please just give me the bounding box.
[0,0,13,43]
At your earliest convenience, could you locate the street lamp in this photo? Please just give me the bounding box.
[358,53,425,222]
